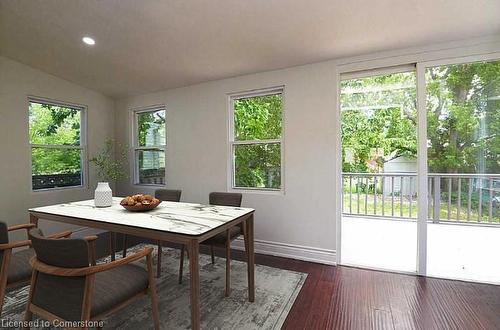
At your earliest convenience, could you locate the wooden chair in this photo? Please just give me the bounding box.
[0,221,71,316]
[178,192,244,297]
[24,228,160,329]
[122,189,182,277]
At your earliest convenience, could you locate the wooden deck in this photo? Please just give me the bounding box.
[341,216,500,284]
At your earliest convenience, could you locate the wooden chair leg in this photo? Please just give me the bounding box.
[0,250,12,317]
[225,229,231,297]
[22,270,38,329]
[156,240,162,278]
[122,235,128,258]
[146,254,160,330]
[80,274,95,329]
[210,245,215,264]
[178,245,185,284]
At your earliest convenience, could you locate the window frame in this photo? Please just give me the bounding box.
[131,105,167,187]
[228,86,285,193]
[28,96,88,192]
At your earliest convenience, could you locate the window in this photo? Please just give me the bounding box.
[29,98,85,191]
[229,87,284,191]
[133,106,166,185]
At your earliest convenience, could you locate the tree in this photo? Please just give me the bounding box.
[426,61,500,174]
[137,110,165,146]
[29,102,81,175]
[341,72,417,172]
[340,60,500,175]
[233,94,282,188]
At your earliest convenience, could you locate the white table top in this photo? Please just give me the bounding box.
[30,198,254,236]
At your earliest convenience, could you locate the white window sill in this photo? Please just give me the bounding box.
[133,183,167,188]
[31,185,87,194]
[228,187,284,196]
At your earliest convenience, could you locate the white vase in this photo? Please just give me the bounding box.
[94,182,113,207]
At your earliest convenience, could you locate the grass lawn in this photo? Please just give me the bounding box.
[342,193,499,224]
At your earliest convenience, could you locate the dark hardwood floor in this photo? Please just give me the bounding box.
[234,250,500,330]
[82,230,500,330]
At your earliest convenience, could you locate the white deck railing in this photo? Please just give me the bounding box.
[342,173,500,224]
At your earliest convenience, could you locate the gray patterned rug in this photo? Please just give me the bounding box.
[2,245,306,329]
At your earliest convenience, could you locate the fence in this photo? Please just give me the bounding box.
[32,173,82,190]
[342,172,500,224]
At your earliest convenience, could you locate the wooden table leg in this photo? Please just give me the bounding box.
[29,213,39,226]
[225,229,231,297]
[122,235,128,258]
[188,240,200,330]
[156,240,162,278]
[246,213,255,302]
[109,232,116,261]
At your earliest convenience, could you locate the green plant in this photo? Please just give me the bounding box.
[89,139,128,182]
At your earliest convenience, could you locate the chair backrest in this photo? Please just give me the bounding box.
[0,222,9,268]
[29,228,89,268]
[209,192,242,207]
[155,189,182,202]
[28,228,90,321]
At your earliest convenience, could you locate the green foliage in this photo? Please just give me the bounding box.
[234,95,282,140]
[341,72,417,172]
[426,60,500,174]
[29,102,80,145]
[89,139,128,182]
[341,60,500,175]
[29,102,81,175]
[31,148,81,175]
[138,110,165,146]
[233,94,282,189]
[341,107,417,172]
[235,143,281,188]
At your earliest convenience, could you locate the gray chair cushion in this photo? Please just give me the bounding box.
[209,192,242,207]
[7,248,34,284]
[91,263,149,317]
[29,228,89,268]
[203,226,242,246]
[31,264,149,321]
[155,189,182,202]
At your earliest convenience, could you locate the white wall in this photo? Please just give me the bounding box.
[115,61,338,263]
[115,36,500,265]
[0,56,115,240]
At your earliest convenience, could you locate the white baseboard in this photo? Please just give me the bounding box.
[231,238,337,265]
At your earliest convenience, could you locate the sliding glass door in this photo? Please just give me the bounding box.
[340,67,419,273]
[339,54,500,283]
[422,57,500,283]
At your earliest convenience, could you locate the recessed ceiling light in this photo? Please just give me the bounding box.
[82,36,95,45]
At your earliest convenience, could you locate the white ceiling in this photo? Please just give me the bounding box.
[1,0,499,98]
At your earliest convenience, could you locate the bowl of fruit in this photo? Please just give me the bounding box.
[120,194,161,212]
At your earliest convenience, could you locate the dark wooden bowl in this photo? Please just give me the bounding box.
[121,201,161,212]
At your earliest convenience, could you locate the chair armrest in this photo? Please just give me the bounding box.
[8,223,36,234]
[0,239,31,250]
[8,223,36,242]
[30,246,154,277]
[83,235,98,242]
[47,230,73,239]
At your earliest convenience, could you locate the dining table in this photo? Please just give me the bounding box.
[29,197,255,329]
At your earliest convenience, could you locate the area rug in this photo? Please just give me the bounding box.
[2,245,307,329]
